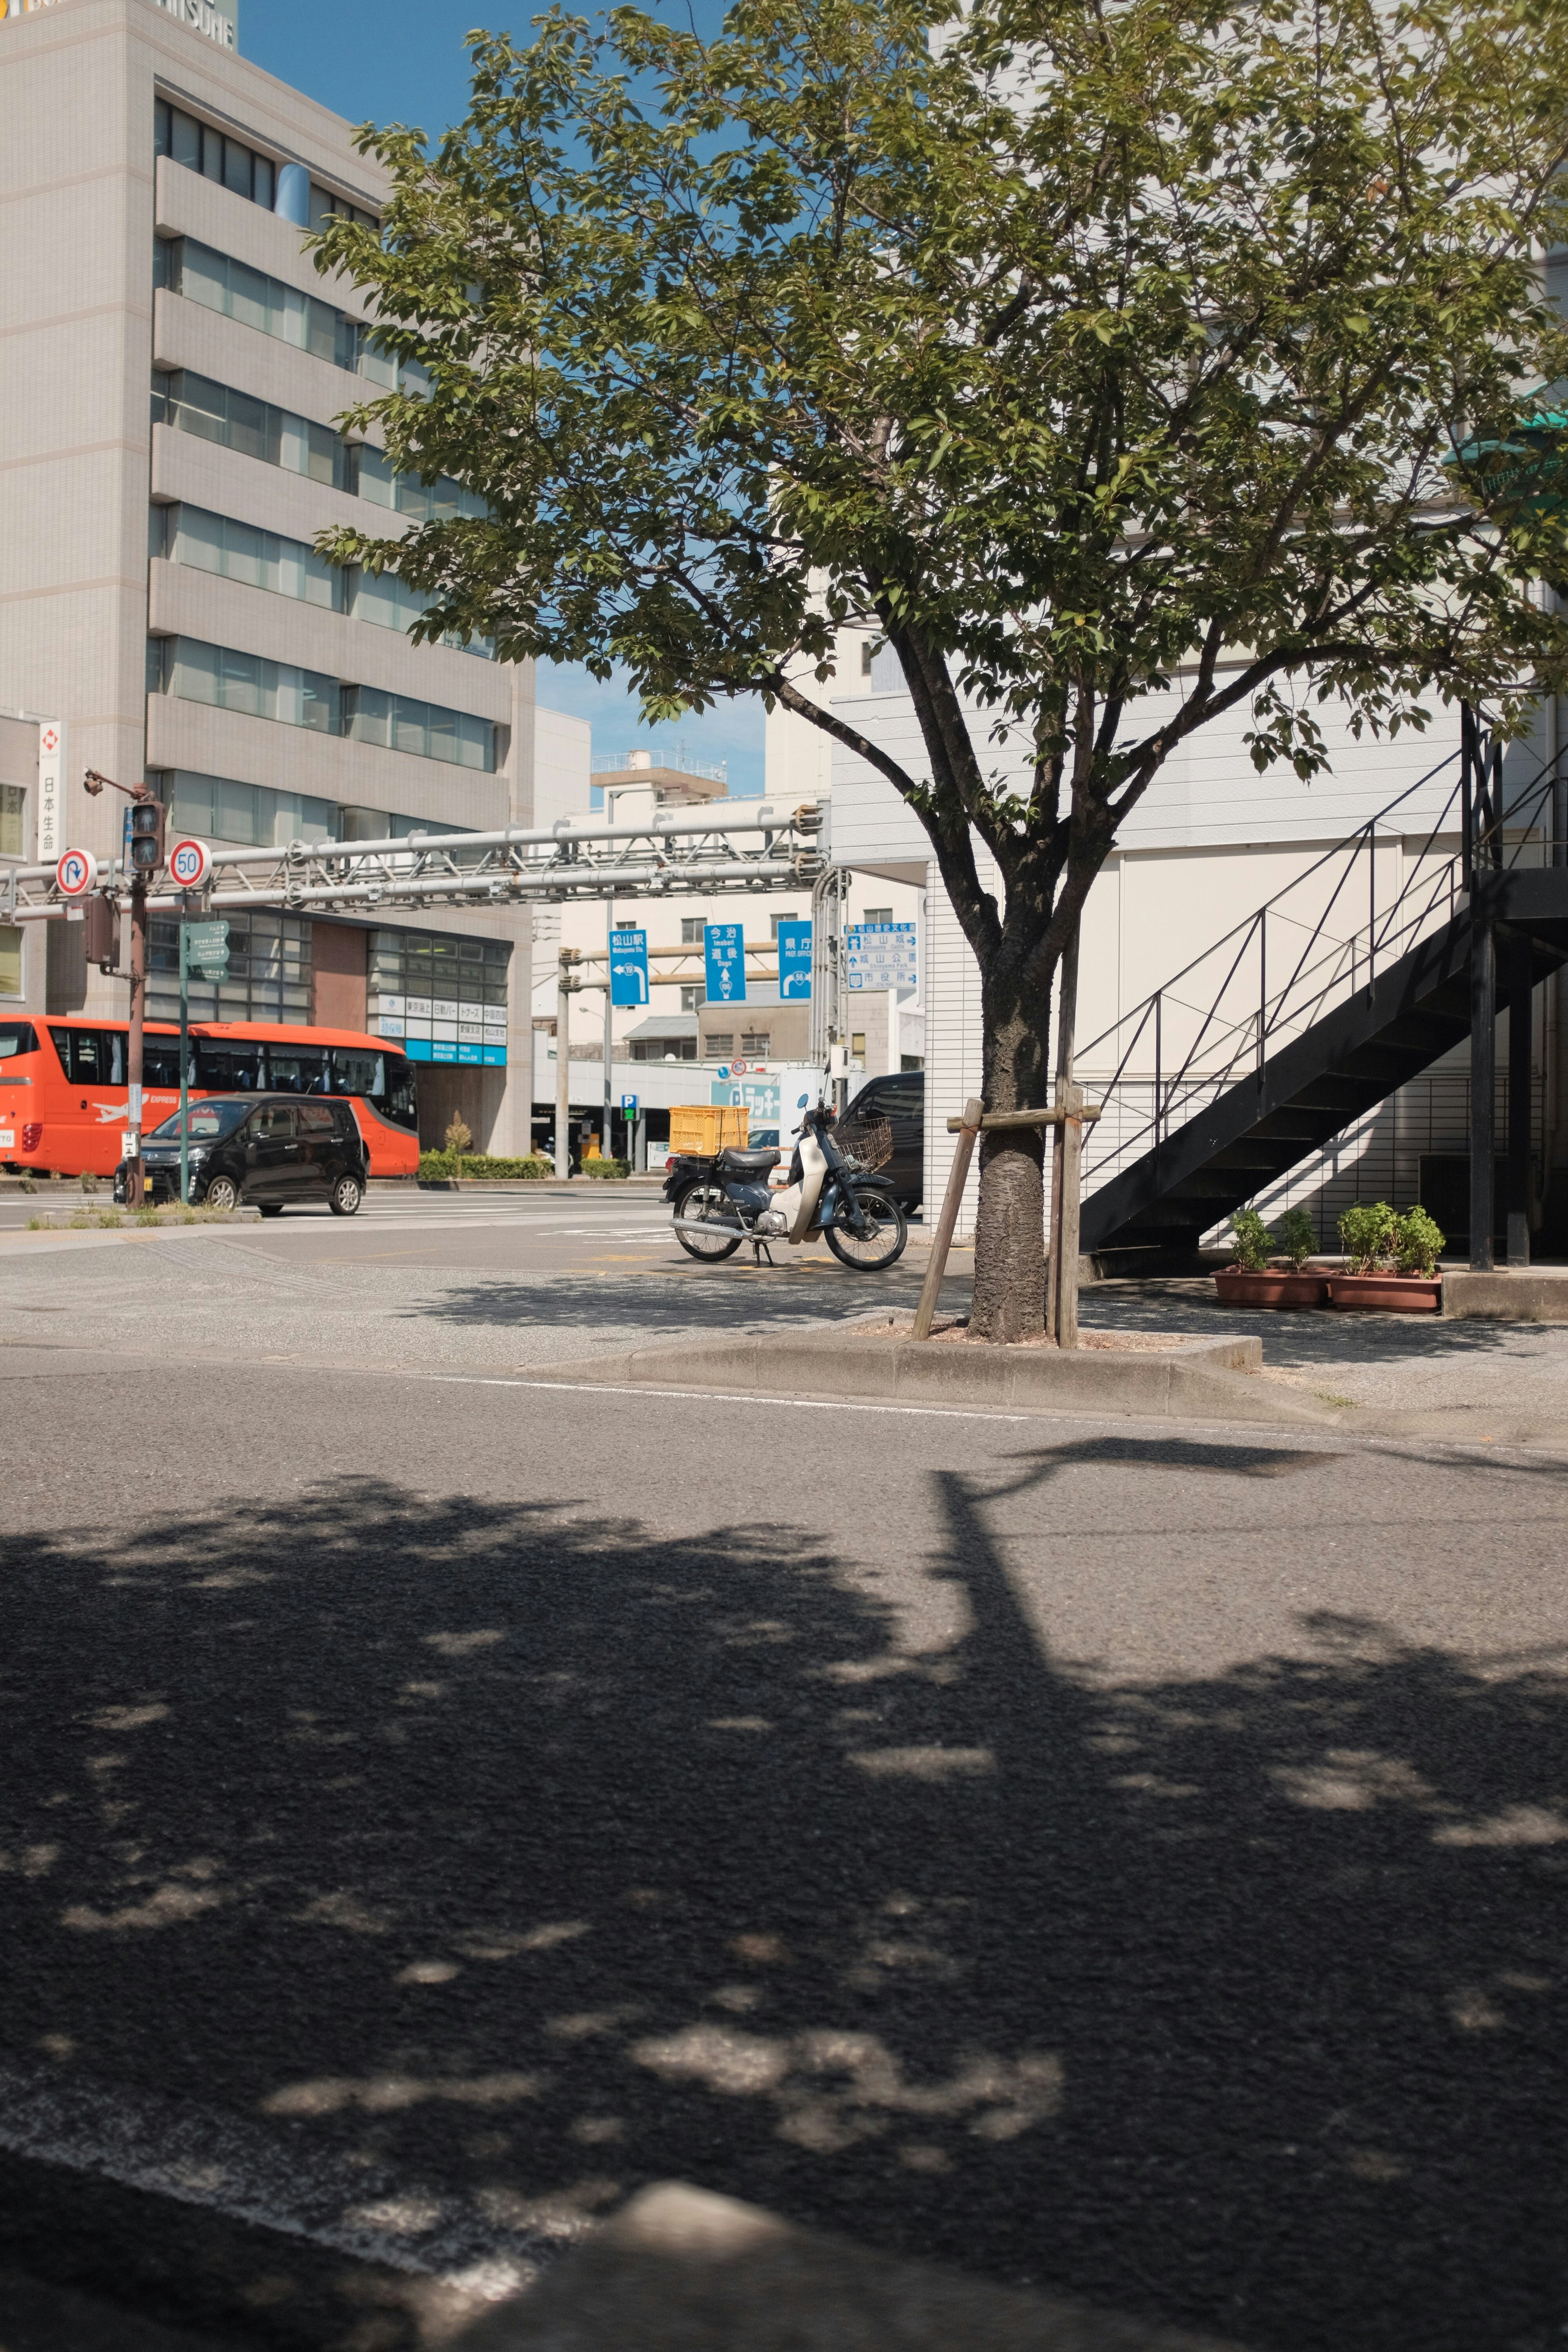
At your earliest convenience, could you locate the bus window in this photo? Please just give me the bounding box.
[0,1022,38,1062]
[193,1037,263,1091]
[266,1043,329,1094]
[329,1046,384,1100]
[142,1036,188,1088]
[50,1026,127,1085]
[385,1056,417,1130]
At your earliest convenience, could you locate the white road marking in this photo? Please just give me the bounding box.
[0,2061,560,2297]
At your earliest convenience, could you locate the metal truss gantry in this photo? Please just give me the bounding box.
[0,799,826,922]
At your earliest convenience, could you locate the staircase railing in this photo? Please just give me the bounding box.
[1075,720,1566,1209]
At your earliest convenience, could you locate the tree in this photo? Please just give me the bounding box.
[315,0,1568,1339]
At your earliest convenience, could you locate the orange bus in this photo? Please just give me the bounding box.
[0,1015,420,1180]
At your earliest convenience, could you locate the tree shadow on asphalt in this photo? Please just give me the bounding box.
[2,1439,1567,2352]
[398,1266,935,1337]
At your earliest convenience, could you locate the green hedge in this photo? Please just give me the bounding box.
[418,1152,554,1181]
[584,1158,631,1179]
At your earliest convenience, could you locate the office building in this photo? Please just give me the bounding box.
[0,0,552,1149]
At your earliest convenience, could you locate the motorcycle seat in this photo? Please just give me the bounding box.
[717,1146,781,1173]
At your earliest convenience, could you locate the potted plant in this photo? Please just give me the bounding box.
[1327,1201,1442,1310]
[1213,1207,1329,1307]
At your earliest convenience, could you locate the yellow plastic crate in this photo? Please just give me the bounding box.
[668,1105,750,1155]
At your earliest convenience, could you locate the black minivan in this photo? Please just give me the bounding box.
[115,1093,369,1216]
[843,1070,924,1209]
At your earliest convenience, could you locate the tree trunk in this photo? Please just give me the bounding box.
[969,956,1051,1343]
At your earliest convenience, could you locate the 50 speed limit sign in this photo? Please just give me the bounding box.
[56,847,97,898]
[168,837,212,890]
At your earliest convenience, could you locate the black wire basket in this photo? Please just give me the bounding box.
[835,1112,893,1173]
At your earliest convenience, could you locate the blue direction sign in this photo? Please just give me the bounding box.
[704,922,746,1004]
[846,920,918,993]
[777,919,812,999]
[609,927,649,1006]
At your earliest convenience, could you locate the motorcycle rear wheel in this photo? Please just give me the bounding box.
[673,1179,743,1261]
[825,1185,908,1270]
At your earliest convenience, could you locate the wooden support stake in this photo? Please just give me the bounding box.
[945,1106,1102,1133]
[912,1095,983,1340]
[1046,1081,1086,1351]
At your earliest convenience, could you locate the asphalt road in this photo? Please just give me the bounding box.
[2,1275,1568,2352]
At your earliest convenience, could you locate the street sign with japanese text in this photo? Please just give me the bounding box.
[704,922,745,1003]
[777,919,812,999]
[846,921,918,993]
[609,927,649,1006]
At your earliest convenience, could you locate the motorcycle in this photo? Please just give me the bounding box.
[663,1102,908,1271]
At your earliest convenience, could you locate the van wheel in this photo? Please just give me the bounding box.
[329,1173,363,1216]
[203,1174,240,1213]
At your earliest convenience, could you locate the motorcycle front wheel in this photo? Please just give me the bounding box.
[825,1184,908,1271]
[673,1179,743,1261]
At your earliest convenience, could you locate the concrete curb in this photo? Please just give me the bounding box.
[1441,1266,1568,1321]
[540,1325,1342,1429]
[456,2183,1250,2352]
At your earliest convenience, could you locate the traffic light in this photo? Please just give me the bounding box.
[83,895,120,970]
[129,800,165,875]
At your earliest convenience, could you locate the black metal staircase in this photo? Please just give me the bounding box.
[1077,718,1568,1270]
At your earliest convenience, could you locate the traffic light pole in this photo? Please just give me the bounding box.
[178,917,191,1208]
[126,863,147,1207]
[83,771,162,1208]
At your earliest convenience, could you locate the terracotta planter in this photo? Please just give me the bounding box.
[1214,1269,1330,1309]
[1326,1271,1441,1313]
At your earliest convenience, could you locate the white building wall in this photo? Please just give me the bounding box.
[828,667,1472,1236]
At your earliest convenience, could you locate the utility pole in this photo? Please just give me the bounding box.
[83,771,163,1208]
[555,948,576,1178]
[602,892,614,1163]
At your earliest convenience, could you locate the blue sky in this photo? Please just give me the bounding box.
[242,1,767,793]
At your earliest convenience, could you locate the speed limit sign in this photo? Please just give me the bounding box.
[167,837,211,890]
[56,847,97,898]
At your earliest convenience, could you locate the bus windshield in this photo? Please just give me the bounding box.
[149,1099,252,1142]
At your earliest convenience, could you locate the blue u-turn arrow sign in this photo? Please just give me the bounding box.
[609,928,649,1006]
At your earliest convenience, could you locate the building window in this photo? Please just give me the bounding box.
[151,769,336,851]
[350,564,493,657]
[741,1031,772,1056]
[863,906,893,927]
[367,926,509,1066]
[158,235,428,394]
[339,806,471,843]
[153,636,340,734]
[164,236,359,368]
[154,502,345,611]
[0,784,24,859]
[705,1032,733,1055]
[155,101,278,213]
[679,984,700,1012]
[149,638,496,774]
[629,1035,696,1062]
[0,925,21,997]
[356,446,486,522]
[152,369,352,492]
[307,181,380,235]
[344,685,495,773]
[147,909,311,1027]
[860,641,873,675]
[851,1032,866,1057]
[680,917,706,944]
[768,912,798,939]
